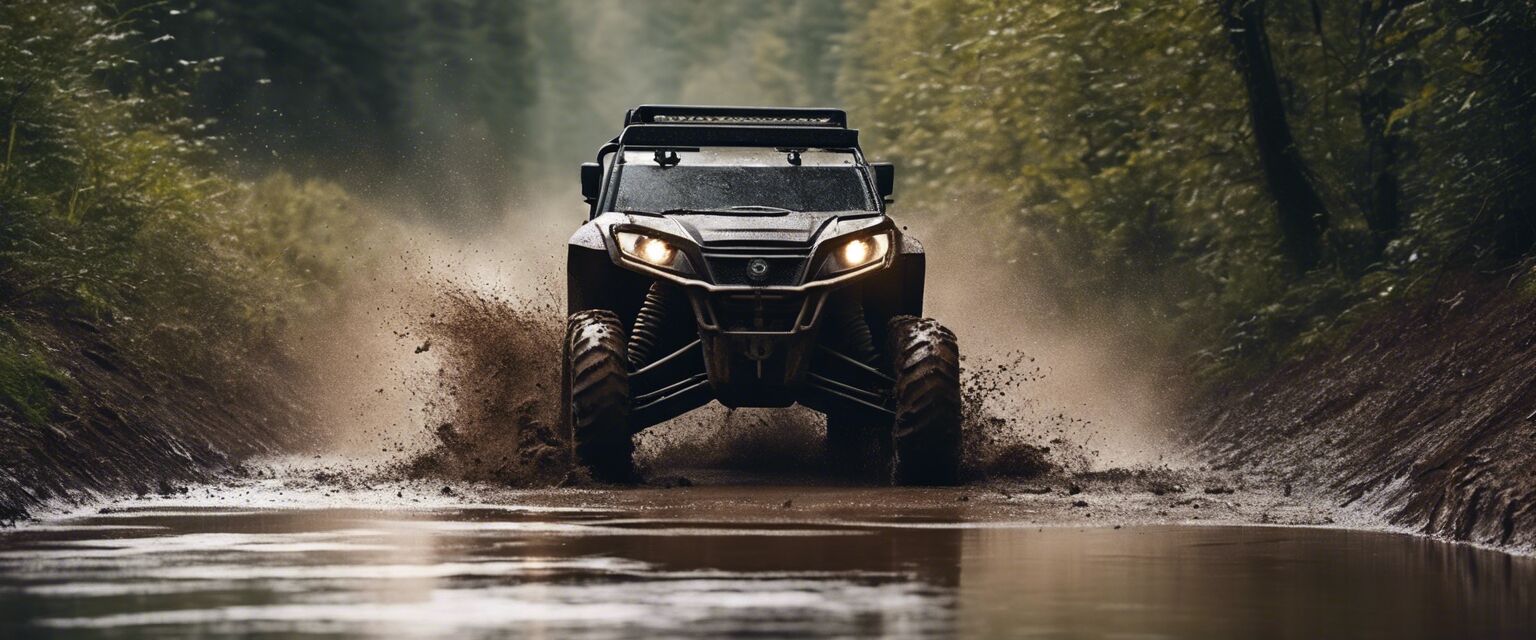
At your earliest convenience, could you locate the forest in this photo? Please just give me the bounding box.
[2,0,1534,453]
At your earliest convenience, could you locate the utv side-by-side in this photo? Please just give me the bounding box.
[563,105,962,485]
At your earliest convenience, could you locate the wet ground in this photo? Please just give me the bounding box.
[1,477,1532,639]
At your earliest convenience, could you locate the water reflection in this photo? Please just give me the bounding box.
[956,526,1536,638]
[0,505,1530,638]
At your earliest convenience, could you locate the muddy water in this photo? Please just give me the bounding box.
[0,497,1532,639]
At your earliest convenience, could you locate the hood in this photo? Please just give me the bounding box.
[624,211,885,247]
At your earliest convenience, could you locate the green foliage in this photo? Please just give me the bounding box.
[1514,261,1536,301]
[842,0,1274,356]
[840,0,1536,378]
[0,323,63,426]
[115,0,536,221]
[98,0,854,216]
[0,0,367,385]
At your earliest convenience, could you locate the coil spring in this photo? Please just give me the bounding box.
[628,282,673,368]
[832,294,879,366]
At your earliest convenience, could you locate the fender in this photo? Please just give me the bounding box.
[851,231,922,354]
[567,222,650,322]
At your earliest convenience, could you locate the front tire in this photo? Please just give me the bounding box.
[888,316,962,485]
[563,310,636,483]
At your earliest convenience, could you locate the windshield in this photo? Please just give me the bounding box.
[608,148,875,213]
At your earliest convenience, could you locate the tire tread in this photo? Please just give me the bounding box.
[887,315,962,485]
[565,310,635,483]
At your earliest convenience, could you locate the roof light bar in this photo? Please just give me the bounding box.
[651,114,837,126]
[626,105,848,129]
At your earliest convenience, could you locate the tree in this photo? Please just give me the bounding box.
[1356,0,1421,255]
[1218,0,1332,272]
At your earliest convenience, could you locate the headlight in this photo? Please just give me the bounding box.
[615,230,693,274]
[823,233,891,275]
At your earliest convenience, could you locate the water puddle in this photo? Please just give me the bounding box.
[0,502,1531,638]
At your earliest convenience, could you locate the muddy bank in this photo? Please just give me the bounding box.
[1188,270,1536,550]
[0,314,314,521]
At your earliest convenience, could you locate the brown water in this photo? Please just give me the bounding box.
[0,499,1532,639]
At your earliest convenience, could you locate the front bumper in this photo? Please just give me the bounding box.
[589,212,904,429]
[619,252,897,428]
[690,287,828,407]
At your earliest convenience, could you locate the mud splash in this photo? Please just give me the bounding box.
[959,350,1094,480]
[400,288,568,486]
[391,284,1106,486]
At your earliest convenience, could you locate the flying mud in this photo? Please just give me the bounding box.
[384,282,1102,487]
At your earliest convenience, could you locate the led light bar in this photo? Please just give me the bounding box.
[626,105,848,129]
[651,114,837,126]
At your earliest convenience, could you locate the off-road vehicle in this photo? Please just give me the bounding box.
[563,105,961,484]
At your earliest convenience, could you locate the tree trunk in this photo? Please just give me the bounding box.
[1219,0,1331,272]
[1358,0,1413,257]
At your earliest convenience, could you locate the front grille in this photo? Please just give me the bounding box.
[705,256,806,286]
[709,292,808,332]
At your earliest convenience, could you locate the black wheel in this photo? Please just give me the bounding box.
[887,316,962,485]
[825,412,891,481]
[562,310,636,483]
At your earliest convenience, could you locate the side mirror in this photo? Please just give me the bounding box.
[580,162,602,204]
[870,162,895,202]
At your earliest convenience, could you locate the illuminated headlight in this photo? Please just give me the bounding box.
[824,233,891,275]
[615,231,692,273]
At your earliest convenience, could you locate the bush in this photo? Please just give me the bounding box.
[0,1,368,415]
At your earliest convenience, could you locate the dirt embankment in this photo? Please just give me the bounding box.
[0,315,313,522]
[1188,270,1536,550]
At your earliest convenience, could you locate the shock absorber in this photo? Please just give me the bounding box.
[830,292,879,366]
[628,282,674,368]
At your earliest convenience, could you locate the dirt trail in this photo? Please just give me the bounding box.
[44,452,1338,533]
